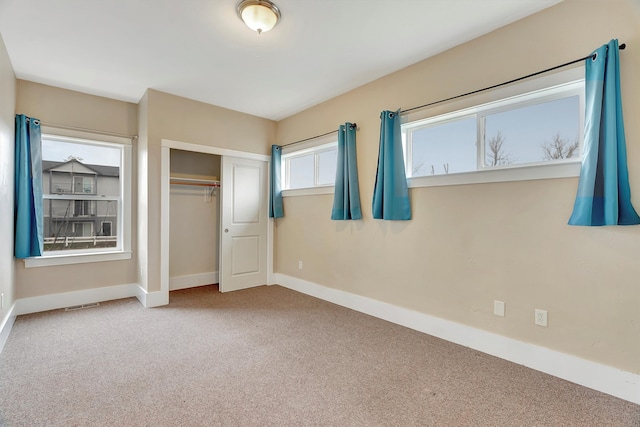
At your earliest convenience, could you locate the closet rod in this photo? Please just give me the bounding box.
[280,122,358,148]
[170,179,220,187]
[170,182,220,187]
[170,182,219,187]
[401,43,626,115]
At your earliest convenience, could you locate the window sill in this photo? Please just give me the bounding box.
[23,251,133,268]
[408,161,581,188]
[282,186,334,197]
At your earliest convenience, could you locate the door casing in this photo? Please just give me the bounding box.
[159,139,273,304]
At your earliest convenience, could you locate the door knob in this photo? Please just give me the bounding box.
[224,228,229,233]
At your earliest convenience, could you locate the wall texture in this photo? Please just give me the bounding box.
[0,34,16,325]
[138,89,276,293]
[14,81,139,298]
[274,0,640,373]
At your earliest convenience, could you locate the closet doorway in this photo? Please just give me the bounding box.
[160,139,271,299]
[169,149,221,291]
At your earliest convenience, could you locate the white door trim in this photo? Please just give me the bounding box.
[160,139,273,303]
[162,139,270,161]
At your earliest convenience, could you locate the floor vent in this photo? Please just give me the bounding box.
[65,302,100,311]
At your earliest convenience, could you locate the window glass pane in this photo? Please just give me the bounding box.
[317,148,337,186]
[410,117,476,176]
[41,136,123,254]
[288,154,315,189]
[484,96,580,167]
[43,199,119,252]
[73,222,93,237]
[50,171,72,194]
[42,139,120,167]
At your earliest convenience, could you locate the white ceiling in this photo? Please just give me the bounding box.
[0,0,561,121]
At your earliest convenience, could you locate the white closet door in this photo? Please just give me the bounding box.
[219,156,268,292]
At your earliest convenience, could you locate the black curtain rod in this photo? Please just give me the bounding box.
[401,43,626,115]
[280,122,358,148]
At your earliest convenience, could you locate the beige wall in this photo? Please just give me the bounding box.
[14,81,139,298]
[16,81,138,136]
[0,34,16,322]
[13,83,276,297]
[138,89,276,292]
[169,150,220,279]
[274,0,640,373]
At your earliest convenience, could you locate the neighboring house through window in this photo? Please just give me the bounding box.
[26,131,132,267]
[43,158,119,250]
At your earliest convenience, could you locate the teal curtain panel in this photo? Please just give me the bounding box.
[269,144,284,218]
[372,110,411,220]
[331,123,362,220]
[14,114,44,258]
[568,39,640,226]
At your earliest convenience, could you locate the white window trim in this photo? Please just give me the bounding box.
[408,162,581,188]
[402,68,585,187]
[25,127,132,268]
[282,186,335,197]
[281,133,337,196]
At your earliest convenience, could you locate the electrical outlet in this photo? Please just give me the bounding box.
[298,261,303,270]
[535,309,548,327]
[493,300,505,317]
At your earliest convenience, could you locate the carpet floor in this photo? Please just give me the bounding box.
[0,284,638,426]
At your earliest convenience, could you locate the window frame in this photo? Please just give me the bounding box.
[25,128,132,268]
[281,133,338,197]
[402,68,585,188]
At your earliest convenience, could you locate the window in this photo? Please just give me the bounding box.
[73,175,96,194]
[288,154,315,189]
[73,200,95,217]
[72,222,94,237]
[101,221,112,237]
[282,140,338,193]
[402,74,584,186]
[408,116,476,176]
[26,130,132,267]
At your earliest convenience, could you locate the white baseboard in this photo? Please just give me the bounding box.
[9,282,169,318]
[14,284,139,316]
[0,303,17,354]
[134,284,169,308]
[274,273,640,405]
[169,271,218,291]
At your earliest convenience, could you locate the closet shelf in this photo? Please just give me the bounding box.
[170,177,220,187]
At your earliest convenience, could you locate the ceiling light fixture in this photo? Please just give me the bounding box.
[237,0,281,34]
